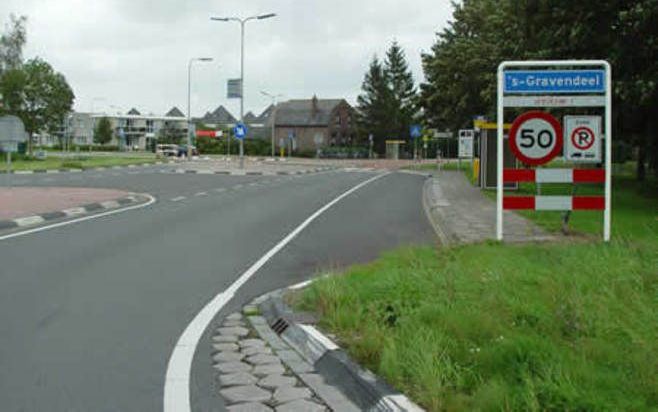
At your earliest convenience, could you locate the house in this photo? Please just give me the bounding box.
[272,96,357,153]
[197,105,237,128]
[91,107,187,150]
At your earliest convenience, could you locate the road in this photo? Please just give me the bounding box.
[0,165,434,411]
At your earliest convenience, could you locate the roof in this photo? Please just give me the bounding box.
[243,111,258,124]
[201,105,237,124]
[274,98,348,127]
[166,107,185,118]
[127,108,141,115]
[257,104,274,123]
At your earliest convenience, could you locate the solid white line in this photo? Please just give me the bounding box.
[0,194,156,242]
[163,172,389,412]
[171,196,186,202]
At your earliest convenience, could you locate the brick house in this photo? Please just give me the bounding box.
[272,96,357,153]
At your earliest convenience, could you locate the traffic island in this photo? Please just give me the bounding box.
[0,187,152,233]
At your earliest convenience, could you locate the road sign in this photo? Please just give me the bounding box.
[233,123,248,140]
[227,79,242,99]
[504,70,605,94]
[0,115,26,143]
[508,111,563,166]
[410,125,422,139]
[497,60,612,242]
[564,116,601,162]
[458,129,474,158]
[0,141,18,152]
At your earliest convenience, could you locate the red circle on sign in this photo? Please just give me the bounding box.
[571,126,595,150]
[509,111,563,166]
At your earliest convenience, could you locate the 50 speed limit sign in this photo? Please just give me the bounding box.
[509,111,563,165]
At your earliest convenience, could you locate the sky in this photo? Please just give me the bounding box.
[1,0,454,119]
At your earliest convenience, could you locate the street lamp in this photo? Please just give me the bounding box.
[211,13,276,169]
[261,91,283,158]
[187,57,214,160]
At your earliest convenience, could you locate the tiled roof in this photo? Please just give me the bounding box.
[165,107,185,118]
[201,105,237,124]
[274,98,347,127]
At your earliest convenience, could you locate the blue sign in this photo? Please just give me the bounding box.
[410,125,422,139]
[504,70,605,94]
[233,122,248,139]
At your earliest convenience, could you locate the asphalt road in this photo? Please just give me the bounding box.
[0,165,434,411]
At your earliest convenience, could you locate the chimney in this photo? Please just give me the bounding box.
[311,95,319,117]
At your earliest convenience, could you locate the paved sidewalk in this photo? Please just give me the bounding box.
[424,171,554,243]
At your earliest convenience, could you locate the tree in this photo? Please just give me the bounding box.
[419,0,658,180]
[93,117,113,145]
[384,41,417,142]
[0,58,75,153]
[356,56,395,154]
[0,14,27,75]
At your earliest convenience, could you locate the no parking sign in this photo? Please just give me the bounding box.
[564,116,601,162]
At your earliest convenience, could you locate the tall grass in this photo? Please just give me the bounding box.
[298,181,658,411]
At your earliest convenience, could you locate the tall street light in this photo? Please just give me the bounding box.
[261,90,283,158]
[187,57,214,160]
[211,13,276,169]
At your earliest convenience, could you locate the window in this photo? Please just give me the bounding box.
[146,120,155,133]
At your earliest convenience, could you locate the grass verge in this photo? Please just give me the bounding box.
[5,154,158,171]
[297,179,658,411]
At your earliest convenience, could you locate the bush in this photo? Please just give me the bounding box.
[60,161,83,169]
[196,136,271,156]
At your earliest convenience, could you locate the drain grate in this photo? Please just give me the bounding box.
[271,317,290,335]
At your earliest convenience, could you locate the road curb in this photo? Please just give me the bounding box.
[171,166,336,176]
[0,193,152,231]
[421,177,455,245]
[241,282,425,412]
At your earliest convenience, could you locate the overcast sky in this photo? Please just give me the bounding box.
[1,0,453,118]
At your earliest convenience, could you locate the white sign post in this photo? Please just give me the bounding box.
[458,129,474,159]
[497,60,612,242]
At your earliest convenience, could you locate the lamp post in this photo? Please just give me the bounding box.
[211,13,276,168]
[187,57,213,160]
[261,91,283,158]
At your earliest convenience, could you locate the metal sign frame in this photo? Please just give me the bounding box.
[497,60,612,242]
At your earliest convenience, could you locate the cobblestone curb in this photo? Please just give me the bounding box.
[0,193,151,231]
[213,283,423,412]
[212,311,338,411]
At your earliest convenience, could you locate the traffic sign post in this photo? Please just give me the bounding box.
[410,125,422,160]
[0,115,27,183]
[497,60,612,242]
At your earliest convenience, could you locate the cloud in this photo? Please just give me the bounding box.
[1,0,453,117]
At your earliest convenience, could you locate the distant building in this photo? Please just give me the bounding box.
[197,105,237,128]
[272,96,357,152]
[91,107,187,150]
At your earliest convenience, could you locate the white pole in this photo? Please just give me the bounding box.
[496,64,505,241]
[604,62,612,242]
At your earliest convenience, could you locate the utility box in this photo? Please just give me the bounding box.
[474,120,517,189]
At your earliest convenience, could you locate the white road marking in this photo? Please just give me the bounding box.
[0,194,156,242]
[214,188,227,193]
[233,184,244,189]
[62,207,86,217]
[194,192,208,197]
[163,172,389,412]
[14,215,46,227]
[249,182,258,187]
[171,196,186,202]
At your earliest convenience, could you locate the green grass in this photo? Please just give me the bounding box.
[5,154,158,171]
[297,180,658,411]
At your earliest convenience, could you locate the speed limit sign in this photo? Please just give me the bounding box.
[509,111,563,165]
